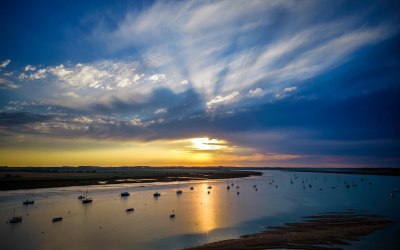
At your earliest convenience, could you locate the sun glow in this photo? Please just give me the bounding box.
[190,137,227,151]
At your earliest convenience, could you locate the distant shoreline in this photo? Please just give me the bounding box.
[1,166,399,191]
[0,168,262,191]
[271,167,400,176]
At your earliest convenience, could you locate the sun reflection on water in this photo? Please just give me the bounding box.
[196,183,217,232]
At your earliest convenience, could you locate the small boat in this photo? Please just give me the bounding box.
[52,217,62,222]
[236,185,239,189]
[82,198,93,204]
[253,185,257,188]
[176,182,183,194]
[8,208,22,224]
[153,192,161,197]
[23,199,34,205]
[170,210,175,218]
[9,216,22,224]
[126,208,134,212]
[190,187,194,190]
[77,195,85,199]
[207,191,210,194]
[227,185,230,190]
[207,185,212,189]
[82,189,93,204]
[120,192,130,197]
[237,192,240,195]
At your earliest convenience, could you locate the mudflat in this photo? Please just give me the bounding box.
[184,211,394,250]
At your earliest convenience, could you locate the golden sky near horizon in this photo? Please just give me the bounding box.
[0,136,301,167]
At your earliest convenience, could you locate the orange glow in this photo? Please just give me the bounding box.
[0,135,302,167]
[195,183,217,232]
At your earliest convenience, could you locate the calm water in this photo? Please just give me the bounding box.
[0,170,399,250]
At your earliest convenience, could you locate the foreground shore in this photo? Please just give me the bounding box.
[0,168,262,191]
[184,211,394,250]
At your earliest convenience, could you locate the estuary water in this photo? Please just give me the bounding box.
[0,170,399,250]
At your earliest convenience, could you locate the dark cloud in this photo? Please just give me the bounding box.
[0,112,50,127]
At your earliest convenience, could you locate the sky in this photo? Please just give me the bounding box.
[0,0,399,167]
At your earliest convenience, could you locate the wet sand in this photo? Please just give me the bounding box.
[184,211,394,250]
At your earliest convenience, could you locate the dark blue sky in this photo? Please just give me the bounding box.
[0,0,399,167]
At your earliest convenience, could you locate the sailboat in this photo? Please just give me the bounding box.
[82,189,93,204]
[8,208,22,224]
[22,199,34,205]
[176,182,183,194]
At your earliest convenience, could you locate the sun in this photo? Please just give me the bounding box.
[190,137,227,151]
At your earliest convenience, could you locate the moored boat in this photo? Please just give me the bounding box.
[52,217,62,222]
[82,189,93,204]
[120,192,130,197]
[8,208,22,224]
[22,199,34,205]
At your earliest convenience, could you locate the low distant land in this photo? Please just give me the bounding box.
[185,210,394,250]
[0,166,399,191]
[0,166,262,191]
[268,167,400,176]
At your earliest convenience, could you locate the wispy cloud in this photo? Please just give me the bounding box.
[0,59,11,69]
[6,1,396,120]
[91,0,395,111]
[0,78,19,89]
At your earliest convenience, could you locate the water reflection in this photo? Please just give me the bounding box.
[196,183,216,232]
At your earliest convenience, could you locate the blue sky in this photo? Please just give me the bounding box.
[0,0,399,167]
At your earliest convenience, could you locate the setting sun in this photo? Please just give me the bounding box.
[189,138,228,151]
